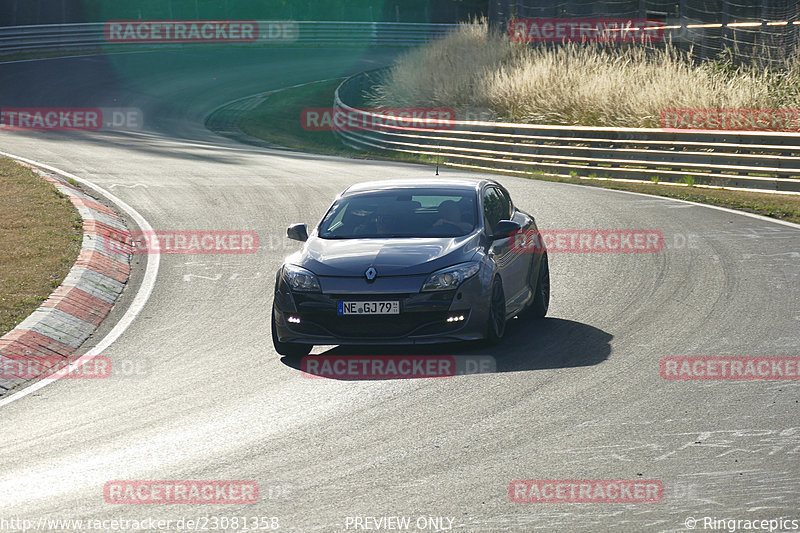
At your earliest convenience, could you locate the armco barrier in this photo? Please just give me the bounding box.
[333,69,800,194]
[0,21,459,55]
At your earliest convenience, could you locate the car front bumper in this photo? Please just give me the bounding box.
[272,272,491,345]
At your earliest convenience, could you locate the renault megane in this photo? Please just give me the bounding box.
[271,178,549,357]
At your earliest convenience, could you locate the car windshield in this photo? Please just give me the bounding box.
[318,188,477,239]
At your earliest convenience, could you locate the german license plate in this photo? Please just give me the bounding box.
[338,301,400,315]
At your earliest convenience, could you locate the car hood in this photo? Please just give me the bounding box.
[293,234,481,277]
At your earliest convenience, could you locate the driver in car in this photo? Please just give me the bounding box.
[355,205,397,236]
[432,200,472,233]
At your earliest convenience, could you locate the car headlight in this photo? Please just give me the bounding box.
[421,262,480,292]
[283,264,321,292]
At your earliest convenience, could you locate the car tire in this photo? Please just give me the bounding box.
[486,276,506,344]
[271,306,312,358]
[528,252,550,319]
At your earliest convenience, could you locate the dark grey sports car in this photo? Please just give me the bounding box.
[271,178,549,357]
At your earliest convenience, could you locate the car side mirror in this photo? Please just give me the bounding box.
[492,220,521,240]
[287,223,308,242]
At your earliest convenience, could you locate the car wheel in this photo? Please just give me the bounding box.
[271,306,312,358]
[486,276,506,344]
[528,252,550,319]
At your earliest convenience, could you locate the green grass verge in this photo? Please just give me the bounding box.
[236,79,800,225]
[237,78,424,165]
[0,159,82,337]
[239,79,355,155]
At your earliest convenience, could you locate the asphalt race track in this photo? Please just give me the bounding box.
[0,47,799,532]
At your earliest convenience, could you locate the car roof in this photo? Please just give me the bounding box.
[341,177,498,197]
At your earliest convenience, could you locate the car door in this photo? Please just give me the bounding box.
[492,186,530,306]
[483,186,518,307]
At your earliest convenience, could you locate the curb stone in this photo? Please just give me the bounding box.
[0,163,132,394]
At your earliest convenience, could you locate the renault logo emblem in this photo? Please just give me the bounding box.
[365,267,377,281]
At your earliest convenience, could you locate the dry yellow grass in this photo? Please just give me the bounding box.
[368,23,800,128]
[237,71,800,225]
[0,158,81,336]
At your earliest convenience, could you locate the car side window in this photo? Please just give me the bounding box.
[496,188,512,219]
[483,187,506,232]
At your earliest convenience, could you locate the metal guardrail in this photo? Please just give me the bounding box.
[334,69,800,194]
[12,21,799,195]
[0,21,459,55]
